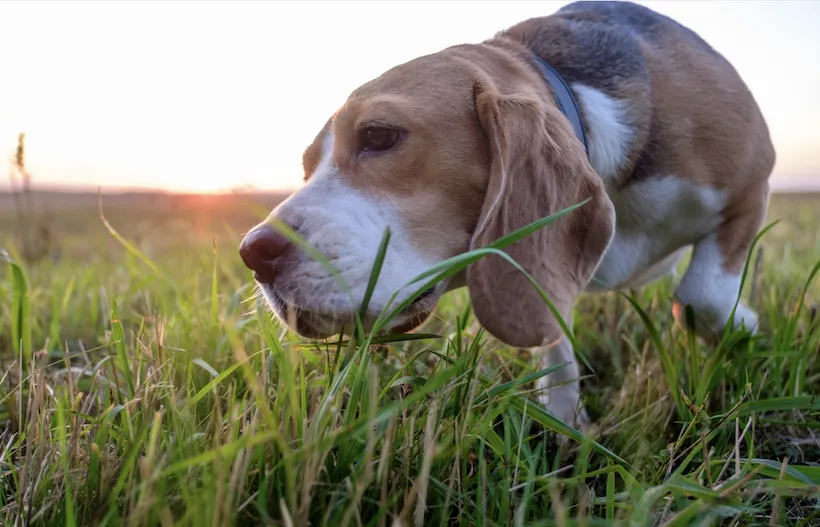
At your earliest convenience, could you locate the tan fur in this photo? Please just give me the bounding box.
[467,76,615,348]
[717,180,771,274]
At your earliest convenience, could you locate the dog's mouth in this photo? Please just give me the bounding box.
[410,286,436,305]
[258,282,443,338]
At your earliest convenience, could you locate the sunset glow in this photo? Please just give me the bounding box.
[1,0,819,194]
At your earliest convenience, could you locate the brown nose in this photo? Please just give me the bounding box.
[239,224,291,284]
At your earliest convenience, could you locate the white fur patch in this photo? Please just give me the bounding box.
[674,233,758,334]
[572,84,633,183]
[262,130,439,332]
[588,175,726,291]
[620,246,688,289]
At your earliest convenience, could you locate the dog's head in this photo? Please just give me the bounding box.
[240,43,614,346]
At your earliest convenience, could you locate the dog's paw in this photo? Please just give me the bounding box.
[728,303,759,334]
[673,299,759,343]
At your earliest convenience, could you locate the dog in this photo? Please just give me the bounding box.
[239,1,775,430]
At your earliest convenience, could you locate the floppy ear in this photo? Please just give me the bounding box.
[467,82,615,348]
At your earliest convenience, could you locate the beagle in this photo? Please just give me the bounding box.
[239,1,775,430]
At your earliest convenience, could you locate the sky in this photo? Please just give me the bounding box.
[1,0,819,194]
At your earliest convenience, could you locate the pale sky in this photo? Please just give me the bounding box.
[1,0,818,193]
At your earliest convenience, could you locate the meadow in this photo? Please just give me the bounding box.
[0,190,818,526]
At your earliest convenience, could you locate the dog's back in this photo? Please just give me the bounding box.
[498,1,775,193]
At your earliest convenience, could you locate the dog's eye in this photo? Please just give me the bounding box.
[359,126,400,153]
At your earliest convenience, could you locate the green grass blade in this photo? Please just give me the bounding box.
[622,293,688,419]
[737,396,820,415]
[110,301,135,399]
[358,227,391,323]
[189,353,260,406]
[724,219,780,339]
[98,191,176,289]
[55,394,77,527]
[50,276,76,351]
[509,396,628,466]
[2,251,32,370]
[210,239,220,328]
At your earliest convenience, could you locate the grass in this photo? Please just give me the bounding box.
[1,190,819,526]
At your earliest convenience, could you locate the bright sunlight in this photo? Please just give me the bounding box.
[1,0,819,193]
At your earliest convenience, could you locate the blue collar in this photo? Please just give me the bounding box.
[532,55,589,157]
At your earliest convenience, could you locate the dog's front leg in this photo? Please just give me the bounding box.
[534,321,589,433]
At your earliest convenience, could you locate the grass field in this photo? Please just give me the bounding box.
[1,190,819,526]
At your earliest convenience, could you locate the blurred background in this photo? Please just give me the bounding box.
[1,0,818,264]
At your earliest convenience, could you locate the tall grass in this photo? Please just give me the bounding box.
[0,192,818,525]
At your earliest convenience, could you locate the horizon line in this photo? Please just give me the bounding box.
[2,178,819,196]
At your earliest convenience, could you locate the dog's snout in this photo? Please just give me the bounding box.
[239,224,291,283]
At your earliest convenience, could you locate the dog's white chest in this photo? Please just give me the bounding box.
[587,175,727,291]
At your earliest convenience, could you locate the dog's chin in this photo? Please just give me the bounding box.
[259,284,442,340]
[275,305,436,340]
